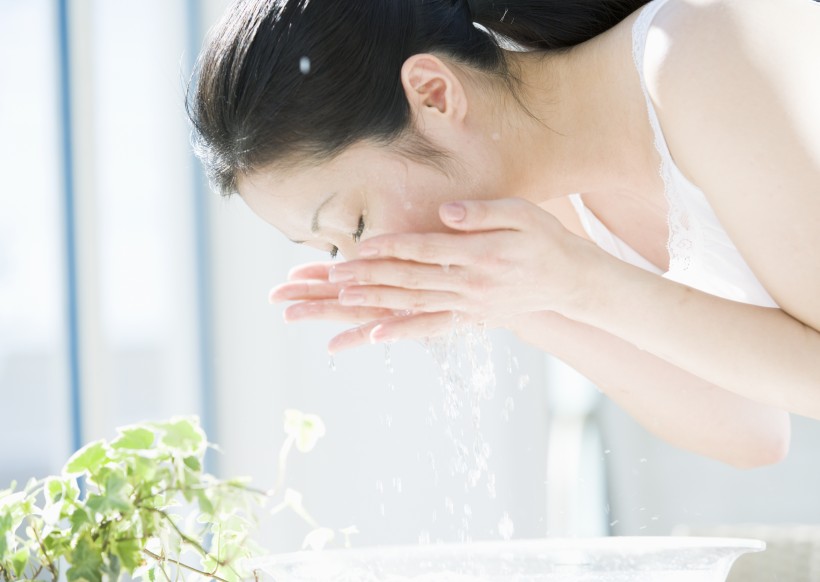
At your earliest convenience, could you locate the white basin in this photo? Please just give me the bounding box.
[251,536,765,581]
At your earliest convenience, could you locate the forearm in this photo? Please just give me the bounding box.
[565,258,820,419]
[510,311,790,468]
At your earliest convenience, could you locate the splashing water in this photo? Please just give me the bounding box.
[299,56,311,74]
[497,512,514,541]
[384,343,395,375]
[425,323,500,538]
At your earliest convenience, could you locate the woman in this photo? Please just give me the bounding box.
[188,0,820,468]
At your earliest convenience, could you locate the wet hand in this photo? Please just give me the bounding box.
[326,198,604,346]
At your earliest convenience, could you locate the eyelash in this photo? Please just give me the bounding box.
[329,215,365,259]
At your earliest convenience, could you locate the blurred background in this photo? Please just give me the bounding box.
[1,0,819,560]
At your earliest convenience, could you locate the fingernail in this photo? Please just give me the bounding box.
[370,324,386,343]
[358,246,379,257]
[329,267,354,283]
[339,290,365,305]
[441,202,466,222]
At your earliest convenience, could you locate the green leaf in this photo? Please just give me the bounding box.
[11,548,29,577]
[112,427,155,451]
[70,507,91,534]
[112,538,143,572]
[101,552,121,580]
[87,471,133,516]
[183,455,201,472]
[0,511,12,535]
[196,490,214,515]
[46,477,64,503]
[157,418,204,453]
[64,440,109,476]
[67,534,103,582]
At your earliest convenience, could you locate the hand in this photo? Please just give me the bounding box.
[269,262,457,353]
[320,198,604,347]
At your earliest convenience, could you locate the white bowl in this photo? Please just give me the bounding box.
[251,536,765,581]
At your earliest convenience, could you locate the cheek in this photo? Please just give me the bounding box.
[375,193,448,235]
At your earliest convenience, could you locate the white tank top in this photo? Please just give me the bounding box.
[569,0,778,308]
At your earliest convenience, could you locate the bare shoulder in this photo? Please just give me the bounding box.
[643,0,820,329]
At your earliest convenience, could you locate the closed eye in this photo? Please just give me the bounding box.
[353,215,365,243]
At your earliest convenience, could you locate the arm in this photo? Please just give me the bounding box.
[508,310,790,468]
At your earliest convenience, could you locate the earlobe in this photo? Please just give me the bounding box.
[400,54,468,121]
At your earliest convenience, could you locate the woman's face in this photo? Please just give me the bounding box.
[237,143,496,259]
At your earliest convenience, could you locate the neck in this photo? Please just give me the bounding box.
[489,16,657,204]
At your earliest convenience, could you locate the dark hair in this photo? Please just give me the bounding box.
[187,0,650,196]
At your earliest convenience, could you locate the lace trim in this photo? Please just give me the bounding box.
[632,0,694,273]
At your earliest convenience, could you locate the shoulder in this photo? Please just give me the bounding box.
[642,0,820,328]
[642,0,820,165]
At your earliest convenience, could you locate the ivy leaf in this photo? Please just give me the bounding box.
[70,507,91,534]
[112,427,155,451]
[86,472,133,515]
[11,547,29,577]
[157,418,205,453]
[283,409,326,453]
[64,441,109,476]
[112,538,143,572]
[67,535,103,582]
[183,455,201,472]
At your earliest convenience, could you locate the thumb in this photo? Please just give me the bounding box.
[439,198,532,231]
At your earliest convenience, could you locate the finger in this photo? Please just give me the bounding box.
[338,285,461,313]
[283,299,396,323]
[287,262,334,281]
[439,198,537,232]
[329,259,462,291]
[269,280,344,303]
[358,231,502,266]
[328,320,382,354]
[369,311,460,344]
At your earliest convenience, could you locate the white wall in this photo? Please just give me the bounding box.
[599,401,820,534]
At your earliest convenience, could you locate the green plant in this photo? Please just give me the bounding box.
[0,412,331,582]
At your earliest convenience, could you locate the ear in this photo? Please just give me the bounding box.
[400,54,469,124]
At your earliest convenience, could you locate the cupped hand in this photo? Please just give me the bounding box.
[325,198,603,337]
[269,262,459,353]
[271,198,604,353]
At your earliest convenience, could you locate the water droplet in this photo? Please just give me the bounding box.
[609,520,619,527]
[487,473,497,499]
[299,56,311,74]
[418,530,431,545]
[393,477,403,493]
[444,497,454,514]
[604,449,611,454]
[498,512,514,540]
[639,458,648,463]
[517,374,530,390]
[464,504,472,517]
[384,343,394,374]
[375,480,384,494]
[328,356,336,371]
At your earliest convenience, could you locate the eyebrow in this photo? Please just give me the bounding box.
[289,192,337,244]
